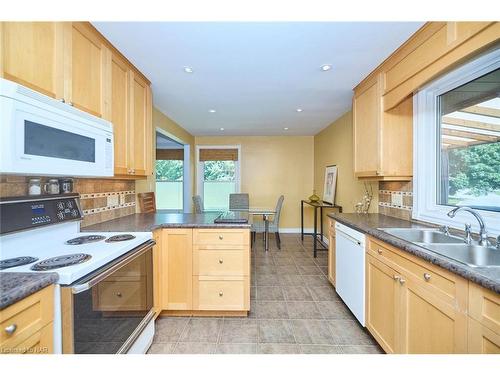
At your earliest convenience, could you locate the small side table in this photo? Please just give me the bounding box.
[300,200,343,257]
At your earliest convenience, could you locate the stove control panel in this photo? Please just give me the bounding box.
[0,194,83,235]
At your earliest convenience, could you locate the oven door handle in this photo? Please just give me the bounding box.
[69,239,155,294]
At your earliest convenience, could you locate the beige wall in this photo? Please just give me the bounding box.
[135,107,196,206]
[314,111,378,214]
[195,136,314,229]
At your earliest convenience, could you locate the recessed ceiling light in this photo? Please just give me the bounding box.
[320,64,332,71]
[220,127,225,131]
[296,108,303,112]
[209,109,216,113]
[183,66,194,73]
[284,127,289,130]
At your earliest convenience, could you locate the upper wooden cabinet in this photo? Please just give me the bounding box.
[0,22,64,99]
[353,75,413,180]
[65,22,110,118]
[1,21,153,179]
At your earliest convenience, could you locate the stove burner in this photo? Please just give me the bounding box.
[105,234,136,243]
[31,253,91,271]
[0,256,39,270]
[66,235,106,245]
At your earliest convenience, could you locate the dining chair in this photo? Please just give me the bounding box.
[138,192,156,213]
[251,195,284,249]
[229,193,249,210]
[193,195,204,214]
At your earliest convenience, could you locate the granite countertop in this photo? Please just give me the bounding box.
[328,213,500,294]
[0,272,59,310]
[82,212,251,233]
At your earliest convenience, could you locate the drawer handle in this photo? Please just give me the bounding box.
[219,235,224,240]
[116,292,123,297]
[4,324,17,335]
[377,249,383,255]
[219,291,224,297]
[423,273,431,281]
[218,259,224,264]
[399,278,406,285]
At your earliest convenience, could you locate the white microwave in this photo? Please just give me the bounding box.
[0,78,114,177]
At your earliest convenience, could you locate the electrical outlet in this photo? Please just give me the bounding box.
[107,195,119,207]
[391,193,403,207]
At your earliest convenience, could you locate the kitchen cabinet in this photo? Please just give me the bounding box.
[1,21,153,179]
[366,237,468,353]
[468,318,500,354]
[156,228,250,315]
[0,285,54,354]
[0,22,64,99]
[160,229,193,311]
[366,254,399,353]
[353,77,413,180]
[64,22,110,118]
[327,218,336,286]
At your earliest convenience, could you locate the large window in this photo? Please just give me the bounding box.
[197,147,240,210]
[414,49,500,235]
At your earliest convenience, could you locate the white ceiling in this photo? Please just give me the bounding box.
[93,22,424,136]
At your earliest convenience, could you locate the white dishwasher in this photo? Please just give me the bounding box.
[335,222,366,326]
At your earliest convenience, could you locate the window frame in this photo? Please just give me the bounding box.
[413,48,500,237]
[195,145,241,210]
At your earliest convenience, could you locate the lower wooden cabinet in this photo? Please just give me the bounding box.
[156,228,250,315]
[468,317,500,354]
[160,228,193,311]
[0,285,54,354]
[327,218,336,286]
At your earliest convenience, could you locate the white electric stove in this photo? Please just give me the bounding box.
[0,194,156,354]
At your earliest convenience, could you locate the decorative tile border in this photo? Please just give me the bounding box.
[80,190,135,199]
[379,190,413,196]
[378,201,413,211]
[82,202,136,216]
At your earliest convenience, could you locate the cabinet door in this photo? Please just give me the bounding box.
[353,76,381,177]
[66,22,110,118]
[468,317,500,354]
[366,254,399,354]
[161,229,193,310]
[130,71,152,177]
[1,22,64,98]
[111,53,130,176]
[327,220,336,286]
[399,276,467,353]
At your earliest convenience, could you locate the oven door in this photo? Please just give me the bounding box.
[62,240,155,354]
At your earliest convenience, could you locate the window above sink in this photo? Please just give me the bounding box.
[414,48,500,237]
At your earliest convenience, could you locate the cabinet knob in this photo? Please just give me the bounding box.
[116,292,122,297]
[219,235,223,240]
[58,98,66,103]
[218,259,224,264]
[423,273,431,281]
[219,291,223,297]
[4,324,17,335]
[393,275,400,281]
[68,102,74,107]
[377,249,383,255]
[399,278,406,285]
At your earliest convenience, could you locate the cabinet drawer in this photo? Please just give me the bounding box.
[94,280,147,311]
[105,256,146,281]
[468,283,500,335]
[0,285,54,351]
[368,237,467,309]
[193,248,249,276]
[193,229,249,247]
[193,277,249,311]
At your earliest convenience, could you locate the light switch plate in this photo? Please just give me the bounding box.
[107,195,119,207]
[391,193,403,207]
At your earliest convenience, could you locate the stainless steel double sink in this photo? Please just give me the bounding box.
[380,228,500,268]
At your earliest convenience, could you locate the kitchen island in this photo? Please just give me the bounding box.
[84,212,251,317]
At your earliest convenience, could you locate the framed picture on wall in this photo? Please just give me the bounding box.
[322,165,337,205]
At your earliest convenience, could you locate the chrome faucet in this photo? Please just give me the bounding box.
[447,207,490,246]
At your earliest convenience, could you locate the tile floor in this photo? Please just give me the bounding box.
[148,233,383,354]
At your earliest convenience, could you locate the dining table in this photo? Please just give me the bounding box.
[232,207,276,251]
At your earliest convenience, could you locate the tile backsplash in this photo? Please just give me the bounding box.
[0,176,136,227]
[378,181,413,221]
